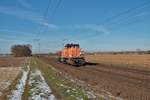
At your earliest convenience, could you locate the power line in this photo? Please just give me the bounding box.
[112,13,150,30]
[34,0,52,54]
[109,4,150,30]
[34,0,63,53]
[101,0,150,25]
[51,0,62,16]
[83,1,150,40]
[43,0,52,20]
[99,1,150,31]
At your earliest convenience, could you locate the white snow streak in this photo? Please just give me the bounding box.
[8,65,30,100]
[28,69,56,100]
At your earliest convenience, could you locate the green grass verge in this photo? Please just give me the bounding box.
[30,57,88,100]
[22,66,32,100]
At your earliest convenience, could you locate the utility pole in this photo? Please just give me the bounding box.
[33,39,40,56]
[38,42,40,55]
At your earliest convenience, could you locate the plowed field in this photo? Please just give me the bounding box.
[40,55,150,100]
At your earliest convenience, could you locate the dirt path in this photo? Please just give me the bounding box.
[7,60,56,100]
[27,68,56,100]
[40,56,150,100]
[8,65,30,100]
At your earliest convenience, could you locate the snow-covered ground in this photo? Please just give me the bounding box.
[0,67,21,96]
[8,65,30,100]
[28,69,56,100]
[7,64,56,100]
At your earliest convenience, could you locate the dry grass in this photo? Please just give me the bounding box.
[0,57,27,97]
[85,54,150,69]
[0,67,21,92]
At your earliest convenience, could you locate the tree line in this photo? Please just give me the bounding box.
[11,44,32,57]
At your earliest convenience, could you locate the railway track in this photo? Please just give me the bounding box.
[40,56,150,100]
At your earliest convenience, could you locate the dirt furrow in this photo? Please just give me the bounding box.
[40,56,150,100]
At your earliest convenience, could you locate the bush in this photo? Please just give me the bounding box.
[11,44,32,57]
[146,50,150,54]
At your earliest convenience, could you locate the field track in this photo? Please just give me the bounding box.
[40,56,150,100]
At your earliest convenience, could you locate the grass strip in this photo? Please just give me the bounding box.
[30,57,88,100]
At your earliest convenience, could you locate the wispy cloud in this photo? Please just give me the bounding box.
[0,38,14,43]
[112,11,150,28]
[0,6,44,23]
[133,11,150,17]
[42,23,110,34]
[0,6,109,34]
[17,0,31,9]
[0,29,36,37]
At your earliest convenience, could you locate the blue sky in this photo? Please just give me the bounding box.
[0,0,150,53]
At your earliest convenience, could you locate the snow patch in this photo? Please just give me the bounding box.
[28,69,56,100]
[8,65,30,100]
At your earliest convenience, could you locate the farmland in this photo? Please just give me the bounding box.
[0,54,150,100]
[85,54,150,70]
[1,0,150,99]
[0,57,27,67]
[0,57,26,99]
[40,54,150,100]
[0,57,94,100]
[0,67,21,95]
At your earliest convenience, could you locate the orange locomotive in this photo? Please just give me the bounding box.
[58,44,85,66]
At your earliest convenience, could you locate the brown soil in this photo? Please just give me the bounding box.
[85,54,150,70]
[40,56,150,100]
[0,57,27,67]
